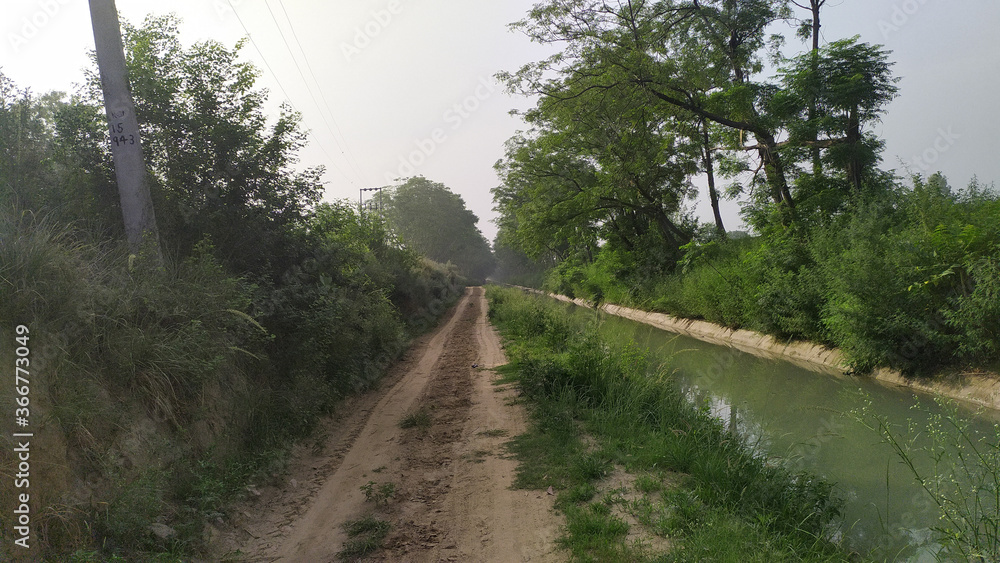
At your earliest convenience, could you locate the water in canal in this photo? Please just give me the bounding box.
[558,301,999,561]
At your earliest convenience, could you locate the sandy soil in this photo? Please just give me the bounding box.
[209,287,563,562]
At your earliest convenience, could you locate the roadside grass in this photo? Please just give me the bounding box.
[0,211,466,561]
[487,286,851,562]
[461,449,493,463]
[399,407,433,430]
[338,516,391,561]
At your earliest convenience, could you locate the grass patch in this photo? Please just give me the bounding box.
[338,516,390,561]
[461,449,492,463]
[492,363,521,385]
[359,481,396,506]
[634,474,663,494]
[486,286,850,561]
[399,408,432,430]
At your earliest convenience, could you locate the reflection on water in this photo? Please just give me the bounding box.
[560,302,997,561]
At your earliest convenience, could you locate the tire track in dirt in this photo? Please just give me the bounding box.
[210,287,562,562]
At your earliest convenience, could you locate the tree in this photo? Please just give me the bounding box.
[493,70,698,269]
[79,14,324,275]
[792,0,827,177]
[503,0,897,230]
[0,73,55,211]
[383,177,495,281]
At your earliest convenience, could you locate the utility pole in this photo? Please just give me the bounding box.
[89,0,161,259]
[359,187,383,214]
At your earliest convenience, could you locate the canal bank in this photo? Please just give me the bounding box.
[513,288,1000,560]
[527,288,1000,413]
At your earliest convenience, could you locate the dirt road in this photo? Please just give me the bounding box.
[211,287,562,562]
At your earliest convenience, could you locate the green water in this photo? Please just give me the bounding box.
[560,302,1000,561]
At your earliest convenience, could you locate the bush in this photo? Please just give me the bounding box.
[538,174,1000,376]
[946,256,1000,362]
[0,204,466,560]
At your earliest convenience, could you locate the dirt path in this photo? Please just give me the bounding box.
[210,287,562,562]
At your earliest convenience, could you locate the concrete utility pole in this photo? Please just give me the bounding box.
[89,0,161,258]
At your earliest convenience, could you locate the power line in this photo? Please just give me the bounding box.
[264,0,368,184]
[275,0,369,184]
[225,0,357,187]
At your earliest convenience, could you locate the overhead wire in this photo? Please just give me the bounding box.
[271,0,369,185]
[225,0,358,187]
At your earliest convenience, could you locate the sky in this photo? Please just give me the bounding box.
[3,0,999,242]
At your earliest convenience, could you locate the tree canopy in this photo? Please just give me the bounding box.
[383,176,495,282]
[494,0,899,260]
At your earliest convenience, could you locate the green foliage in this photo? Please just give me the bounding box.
[339,516,391,560]
[946,256,1000,361]
[487,287,847,559]
[95,470,169,553]
[399,408,432,430]
[383,176,495,282]
[491,234,549,287]
[114,15,323,273]
[541,173,1000,376]
[0,20,468,559]
[360,481,397,506]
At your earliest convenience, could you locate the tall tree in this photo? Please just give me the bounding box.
[384,177,495,281]
[504,0,896,231]
[494,71,698,266]
[774,38,898,193]
[506,0,798,219]
[793,0,826,177]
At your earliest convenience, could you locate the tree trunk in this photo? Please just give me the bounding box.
[808,1,823,176]
[651,208,690,252]
[846,104,863,191]
[758,133,795,212]
[701,119,726,237]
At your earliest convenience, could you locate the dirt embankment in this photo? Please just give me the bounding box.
[209,287,563,562]
[538,290,1000,413]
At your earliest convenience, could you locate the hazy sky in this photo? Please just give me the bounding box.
[3,1,998,241]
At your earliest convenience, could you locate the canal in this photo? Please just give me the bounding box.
[559,301,999,561]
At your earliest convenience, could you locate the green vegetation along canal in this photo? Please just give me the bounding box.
[559,300,999,561]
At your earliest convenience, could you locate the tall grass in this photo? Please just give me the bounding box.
[487,286,847,560]
[0,207,465,560]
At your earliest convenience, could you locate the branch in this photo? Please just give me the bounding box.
[731,136,849,152]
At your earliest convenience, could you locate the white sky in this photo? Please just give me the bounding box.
[3,1,998,242]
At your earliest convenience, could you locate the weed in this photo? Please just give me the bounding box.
[565,483,598,504]
[360,481,396,506]
[634,474,662,494]
[311,431,329,455]
[462,449,492,463]
[338,516,390,560]
[573,453,612,481]
[399,408,432,430]
[855,395,1000,560]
